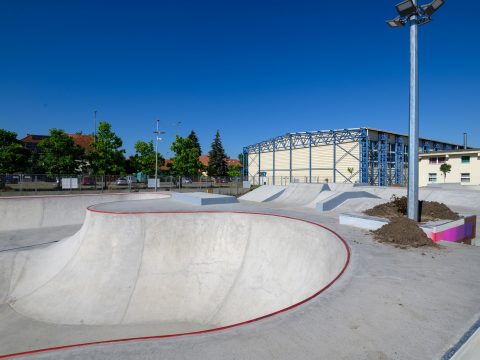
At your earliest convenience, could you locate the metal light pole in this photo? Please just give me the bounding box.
[153,120,165,192]
[387,0,444,221]
[408,1,420,221]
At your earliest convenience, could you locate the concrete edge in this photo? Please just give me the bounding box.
[441,317,480,360]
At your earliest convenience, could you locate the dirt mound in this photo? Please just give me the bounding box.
[365,195,460,248]
[364,196,460,222]
[364,195,406,219]
[420,201,460,222]
[372,217,437,248]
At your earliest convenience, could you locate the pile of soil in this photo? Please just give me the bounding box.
[420,201,461,222]
[372,217,437,248]
[364,195,407,220]
[364,195,460,222]
[364,195,460,248]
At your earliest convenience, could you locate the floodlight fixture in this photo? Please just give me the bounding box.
[417,16,432,26]
[386,16,405,27]
[395,0,417,17]
[421,0,444,16]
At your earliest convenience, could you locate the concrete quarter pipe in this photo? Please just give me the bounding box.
[1,209,349,338]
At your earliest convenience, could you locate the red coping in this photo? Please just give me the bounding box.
[0,210,350,359]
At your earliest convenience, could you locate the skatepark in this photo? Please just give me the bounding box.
[0,185,480,359]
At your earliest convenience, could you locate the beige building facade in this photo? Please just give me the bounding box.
[244,127,464,186]
[419,149,480,187]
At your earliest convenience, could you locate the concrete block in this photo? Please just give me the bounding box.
[339,212,388,230]
[171,192,238,205]
[239,185,285,202]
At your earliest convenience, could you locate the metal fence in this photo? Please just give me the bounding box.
[0,174,249,197]
[252,176,332,186]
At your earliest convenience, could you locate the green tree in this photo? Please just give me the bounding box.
[88,122,125,174]
[131,140,164,175]
[238,153,245,164]
[238,153,246,177]
[0,129,30,173]
[440,163,451,182]
[187,130,202,155]
[38,129,85,175]
[227,163,242,177]
[207,130,228,177]
[170,135,203,178]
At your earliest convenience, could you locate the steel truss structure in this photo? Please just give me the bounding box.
[243,127,463,186]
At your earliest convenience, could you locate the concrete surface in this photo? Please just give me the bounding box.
[0,225,80,252]
[0,192,169,231]
[267,183,330,207]
[0,191,480,359]
[316,191,380,211]
[239,185,286,202]
[171,192,238,205]
[339,212,389,230]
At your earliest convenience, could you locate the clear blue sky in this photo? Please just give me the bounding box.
[0,0,478,158]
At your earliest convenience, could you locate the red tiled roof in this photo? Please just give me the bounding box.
[20,133,94,152]
[199,155,209,167]
[20,134,49,144]
[159,159,173,171]
[67,134,94,152]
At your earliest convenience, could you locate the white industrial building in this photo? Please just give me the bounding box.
[243,127,464,186]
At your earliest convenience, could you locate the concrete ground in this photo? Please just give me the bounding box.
[0,195,479,359]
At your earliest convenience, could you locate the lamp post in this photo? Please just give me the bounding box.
[93,110,97,142]
[153,119,165,192]
[386,0,445,221]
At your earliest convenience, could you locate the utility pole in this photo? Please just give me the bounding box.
[154,119,165,192]
[93,110,97,142]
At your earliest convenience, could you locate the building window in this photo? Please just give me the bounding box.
[461,173,470,183]
[461,156,470,164]
[429,157,437,164]
[428,173,437,183]
[437,156,446,164]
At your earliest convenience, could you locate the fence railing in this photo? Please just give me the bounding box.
[0,174,249,197]
[247,176,334,186]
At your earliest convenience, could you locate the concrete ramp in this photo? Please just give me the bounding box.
[330,198,387,213]
[2,210,348,332]
[327,183,355,192]
[356,186,406,200]
[0,193,169,231]
[269,183,331,207]
[239,185,286,202]
[420,188,480,209]
[315,191,381,212]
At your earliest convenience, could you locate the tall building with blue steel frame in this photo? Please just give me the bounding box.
[243,127,464,186]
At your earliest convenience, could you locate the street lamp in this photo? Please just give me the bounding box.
[154,119,165,192]
[93,110,97,142]
[386,0,445,221]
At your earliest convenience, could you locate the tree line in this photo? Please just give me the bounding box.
[0,123,242,178]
